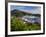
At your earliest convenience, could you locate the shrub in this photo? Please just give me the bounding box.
[11,16,41,31]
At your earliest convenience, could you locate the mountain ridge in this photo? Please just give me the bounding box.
[11,9,41,17]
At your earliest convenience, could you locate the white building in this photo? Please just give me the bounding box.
[22,15,41,24]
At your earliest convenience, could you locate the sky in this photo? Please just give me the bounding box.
[11,5,41,14]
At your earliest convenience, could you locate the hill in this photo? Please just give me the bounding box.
[11,9,41,17]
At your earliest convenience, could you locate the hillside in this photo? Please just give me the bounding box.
[11,9,41,17]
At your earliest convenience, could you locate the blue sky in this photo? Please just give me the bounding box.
[11,5,41,14]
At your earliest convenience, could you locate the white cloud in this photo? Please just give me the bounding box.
[20,7,41,14]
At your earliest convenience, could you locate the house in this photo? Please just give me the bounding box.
[22,16,41,24]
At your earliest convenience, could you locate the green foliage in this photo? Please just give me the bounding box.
[11,16,41,31]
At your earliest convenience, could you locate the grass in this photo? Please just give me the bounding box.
[11,16,41,31]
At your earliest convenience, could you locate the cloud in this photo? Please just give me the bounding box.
[11,5,41,14]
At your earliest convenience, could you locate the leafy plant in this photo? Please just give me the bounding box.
[11,16,41,31]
